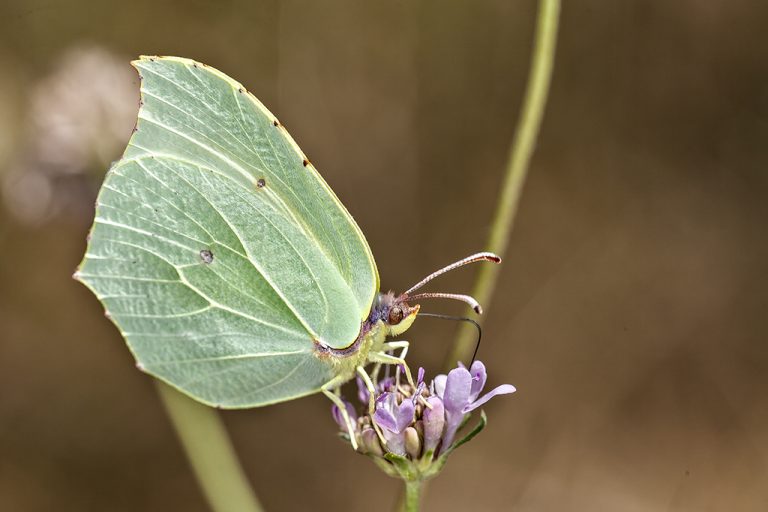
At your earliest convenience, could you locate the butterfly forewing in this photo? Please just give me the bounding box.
[77,57,379,407]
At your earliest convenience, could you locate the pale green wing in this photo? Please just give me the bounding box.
[76,56,379,407]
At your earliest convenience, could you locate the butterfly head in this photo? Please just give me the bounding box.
[372,292,420,337]
[369,252,501,340]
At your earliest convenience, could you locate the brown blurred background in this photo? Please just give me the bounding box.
[1,1,767,510]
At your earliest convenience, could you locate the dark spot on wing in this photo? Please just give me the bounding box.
[238,87,244,93]
[302,159,309,167]
[273,120,279,127]
[256,178,266,188]
[199,249,214,264]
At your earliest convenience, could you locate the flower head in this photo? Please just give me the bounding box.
[330,361,515,480]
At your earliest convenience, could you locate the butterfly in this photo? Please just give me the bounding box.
[74,56,499,446]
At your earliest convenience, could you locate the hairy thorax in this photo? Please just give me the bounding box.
[312,292,418,384]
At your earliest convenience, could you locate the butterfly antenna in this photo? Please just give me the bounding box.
[403,252,501,296]
[406,292,483,314]
[418,312,483,365]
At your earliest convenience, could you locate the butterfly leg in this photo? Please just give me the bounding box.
[321,379,359,451]
[355,366,388,446]
[368,348,415,389]
[370,362,383,385]
[383,340,410,362]
[383,340,410,390]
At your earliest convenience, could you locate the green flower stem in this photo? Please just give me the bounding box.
[156,382,264,512]
[403,480,423,512]
[445,0,562,367]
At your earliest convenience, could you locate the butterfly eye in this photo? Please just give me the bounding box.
[388,306,404,325]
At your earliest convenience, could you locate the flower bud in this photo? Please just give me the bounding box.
[361,427,384,457]
[404,426,421,459]
[331,400,357,429]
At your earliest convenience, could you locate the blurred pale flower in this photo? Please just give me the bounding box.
[2,45,138,225]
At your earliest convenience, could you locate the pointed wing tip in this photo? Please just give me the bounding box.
[132,55,156,68]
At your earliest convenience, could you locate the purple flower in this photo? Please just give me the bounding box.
[331,358,515,472]
[434,361,516,449]
[372,392,416,455]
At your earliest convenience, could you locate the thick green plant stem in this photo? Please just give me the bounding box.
[156,382,264,512]
[445,0,561,367]
[403,480,422,512]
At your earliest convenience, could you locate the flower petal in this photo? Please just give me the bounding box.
[372,392,399,432]
[394,398,416,433]
[433,374,447,398]
[443,367,473,414]
[373,407,398,432]
[463,384,516,413]
[423,396,445,453]
[381,428,407,456]
[468,360,488,402]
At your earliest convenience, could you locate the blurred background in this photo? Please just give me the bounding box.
[1,1,767,510]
